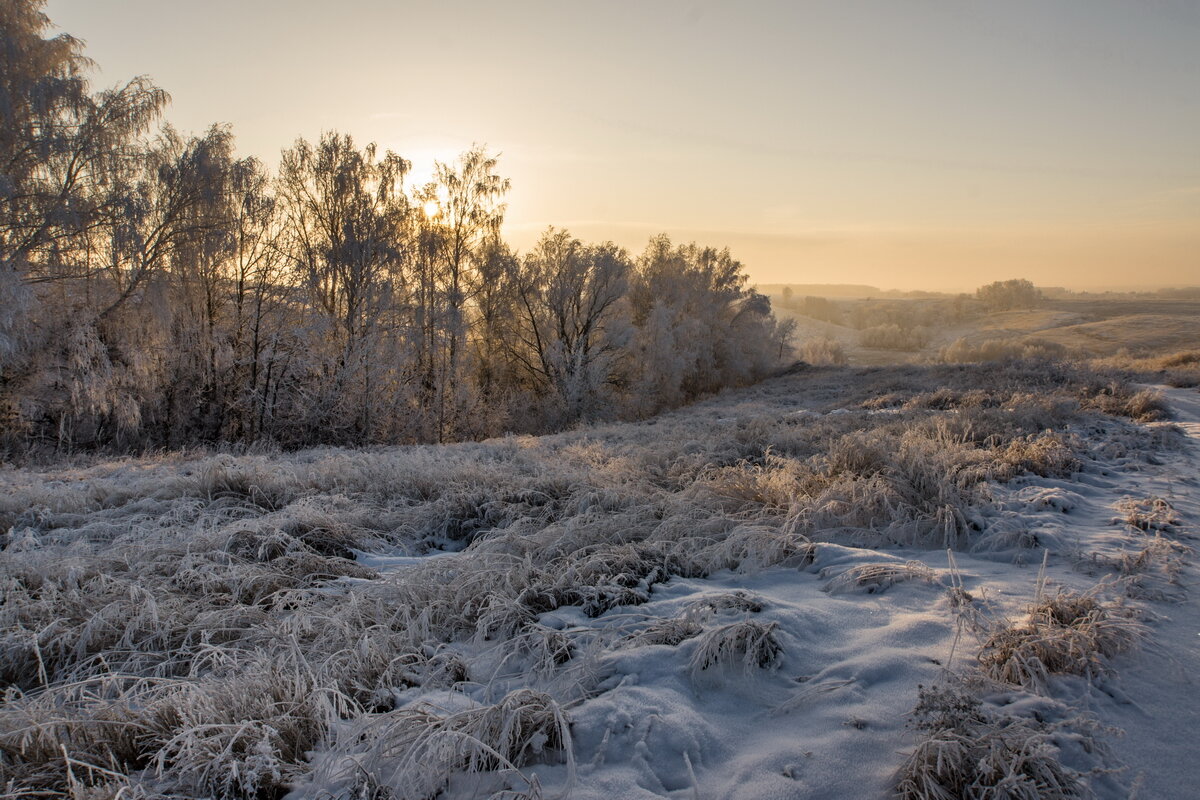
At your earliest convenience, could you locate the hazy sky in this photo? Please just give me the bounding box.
[46,0,1200,290]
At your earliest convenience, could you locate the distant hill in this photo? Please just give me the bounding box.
[757,283,956,299]
[760,284,1200,301]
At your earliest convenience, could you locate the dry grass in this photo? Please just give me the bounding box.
[1093,349,1200,388]
[0,361,1167,797]
[977,586,1143,690]
[305,689,571,800]
[823,561,941,595]
[1088,536,1189,602]
[1079,385,1170,422]
[896,684,1088,800]
[1114,496,1180,533]
[688,620,783,681]
[622,617,704,648]
[683,590,766,617]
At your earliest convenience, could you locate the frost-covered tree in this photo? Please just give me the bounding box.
[277,132,412,441]
[512,228,631,422]
[976,278,1041,312]
[626,236,779,413]
[215,156,290,441]
[1,1,168,449]
[0,1,167,281]
[466,236,523,413]
[1,1,794,456]
[38,125,237,447]
[412,146,509,440]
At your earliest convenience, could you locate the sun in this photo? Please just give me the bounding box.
[422,199,441,220]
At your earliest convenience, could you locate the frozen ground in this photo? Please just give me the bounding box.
[0,364,1195,799]
[1100,386,1200,799]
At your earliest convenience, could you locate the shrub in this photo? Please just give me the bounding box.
[858,324,931,351]
[800,336,848,366]
[976,279,1041,311]
[937,337,1066,363]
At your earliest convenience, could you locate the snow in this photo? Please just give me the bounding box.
[1073,387,1200,798]
[2,368,1197,798]
[307,385,1200,799]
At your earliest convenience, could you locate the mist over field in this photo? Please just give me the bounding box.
[4,2,1200,798]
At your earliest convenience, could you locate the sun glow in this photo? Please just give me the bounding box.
[422,198,441,219]
[398,143,467,189]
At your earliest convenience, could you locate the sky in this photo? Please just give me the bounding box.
[45,0,1200,291]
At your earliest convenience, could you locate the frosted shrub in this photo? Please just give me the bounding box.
[800,336,847,366]
[937,337,1066,363]
[859,323,931,351]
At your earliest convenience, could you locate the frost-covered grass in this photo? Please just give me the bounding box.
[975,584,1144,690]
[896,683,1096,800]
[0,362,1188,798]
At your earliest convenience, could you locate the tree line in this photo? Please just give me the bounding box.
[1,1,790,455]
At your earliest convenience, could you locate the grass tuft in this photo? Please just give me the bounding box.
[977,586,1143,690]
[896,684,1087,800]
[688,620,783,680]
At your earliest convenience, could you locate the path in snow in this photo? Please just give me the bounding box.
[1101,386,1200,799]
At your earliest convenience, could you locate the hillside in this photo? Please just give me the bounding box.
[1,363,1197,798]
[769,293,1200,368]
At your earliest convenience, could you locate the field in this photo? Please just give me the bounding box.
[2,361,1198,798]
[769,289,1200,371]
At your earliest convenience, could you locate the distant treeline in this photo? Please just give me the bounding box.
[1040,286,1200,301]
[0,1,790,455]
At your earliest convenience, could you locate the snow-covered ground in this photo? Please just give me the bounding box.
[1095,386,1200,799]
[344,385,1197,800]
[0,365,1195,799]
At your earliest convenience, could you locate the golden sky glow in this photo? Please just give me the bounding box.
[46,0,1200,290]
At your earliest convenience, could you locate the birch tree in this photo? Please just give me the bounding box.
[278,132,411,440]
